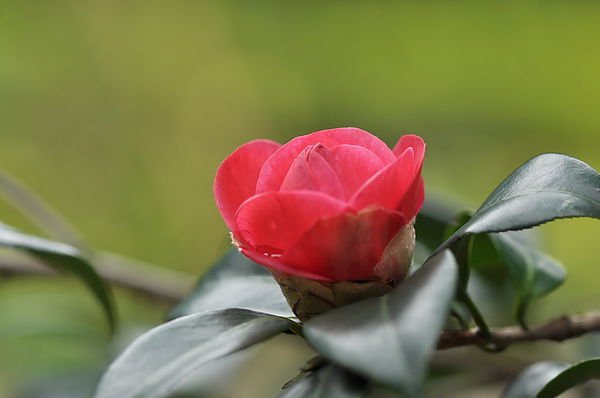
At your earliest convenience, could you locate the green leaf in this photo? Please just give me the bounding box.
[168,249,293,319]
[444,211,474,291]
[412,196,466,269]
[0,225,115,332]
[469,233,506,279]
[94,309,295,398]
[303,250,458,397]
[490,234,566,327]
[440,154,600,251]
[537,358,600,398]
[18,369,102,398]
[415,196,462,252]
[0,169,87,250]
[278,364,370,398]
[502,362,569,398]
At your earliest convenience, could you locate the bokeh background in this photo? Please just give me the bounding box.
[1,1,599,397]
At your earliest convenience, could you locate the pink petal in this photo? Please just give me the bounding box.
[240,248,329,280]
[398,176,425,221]
[392,135,426,219]
[349,148,416,211]
[280,144,345,200]
[319,144,385,200]
[234,190,347,254]
[256,127,396,193]
[393,134,425,172]
[280,207,407,281]
[214,139,281,231]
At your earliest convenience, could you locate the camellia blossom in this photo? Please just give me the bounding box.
[214,127,425,286]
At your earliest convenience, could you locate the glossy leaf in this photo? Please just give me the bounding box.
[490,234,566,327]
[94,309,294,398]
[537,358,600,398]
[439,154,600,251]
[278,364,370,398]
[0,224,115,332]
[304,250,458,397]
[502,362,569,398]
[168,249,293,319]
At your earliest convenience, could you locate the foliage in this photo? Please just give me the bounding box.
[0,153,598,396]
[90,153,599,397]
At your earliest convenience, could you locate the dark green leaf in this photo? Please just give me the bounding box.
[490,234,566,327]
[412,196,466,271]
[502,362,569,398]
[462,234,517,326]
[469,229,537,282]
[94,309,294,398]
[304,250,458,397]
[18,369,102,398]
[445,211,474,291]
[469,233,506,279]
[278,364,370,398]
[537,358,600,398]
[168,249,293,319]
[0,225,115,332]
[440,154,600,251]
[415,195,463,251]
[169,351,252,397]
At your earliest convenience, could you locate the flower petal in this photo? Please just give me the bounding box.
[392,135,426,219]
[349,148,416,211]
[398,176,425,221]
[214,139,281,231]
[393,134,425,172]
[256,128,395,193]
[319,144,384,200]
[240,248,328,280]
[235,191,347,254]
[280,208,407,281]
[280,144,345,199]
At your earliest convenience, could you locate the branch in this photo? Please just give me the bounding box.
[0,251,193,304]
[438,311,600,350]
[3,252,599,349]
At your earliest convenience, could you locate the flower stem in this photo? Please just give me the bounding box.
[458,291,491,339]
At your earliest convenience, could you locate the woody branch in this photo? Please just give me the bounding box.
[2,256,599,350]
[438,311,600,350]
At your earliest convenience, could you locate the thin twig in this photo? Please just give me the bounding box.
[0,252,193,303]
[438,311,600,350]
[458,290,492,339]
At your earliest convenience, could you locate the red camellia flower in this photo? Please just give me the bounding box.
[214,128,425,286]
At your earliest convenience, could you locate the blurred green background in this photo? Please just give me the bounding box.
[1,1,599,397]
